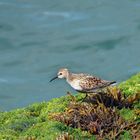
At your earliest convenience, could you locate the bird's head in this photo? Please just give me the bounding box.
[50,68,69,82]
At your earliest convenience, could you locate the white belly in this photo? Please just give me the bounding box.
[67,80,82,91]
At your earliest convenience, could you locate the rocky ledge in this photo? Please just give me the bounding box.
[0,74,140,140]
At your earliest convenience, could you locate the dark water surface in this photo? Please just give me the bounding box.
[0,0,140,111]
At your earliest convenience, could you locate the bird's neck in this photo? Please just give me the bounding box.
[66,72,73,83]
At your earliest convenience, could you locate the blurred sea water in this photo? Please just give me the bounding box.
[0,0,140,110]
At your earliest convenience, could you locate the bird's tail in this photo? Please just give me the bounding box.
[110,81,116,84]
[110,81,117,86]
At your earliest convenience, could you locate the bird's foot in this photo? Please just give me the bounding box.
[80,93,89,102]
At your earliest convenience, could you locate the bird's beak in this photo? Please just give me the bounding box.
[49,76,58,82]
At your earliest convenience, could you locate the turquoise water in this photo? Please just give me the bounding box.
[0,0,140,111]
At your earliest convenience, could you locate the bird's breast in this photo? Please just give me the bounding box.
[68,80,82,91]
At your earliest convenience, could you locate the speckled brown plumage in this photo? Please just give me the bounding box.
[50,68,116,93]
[79,76,114,92]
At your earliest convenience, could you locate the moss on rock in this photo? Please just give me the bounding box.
[119,73,140,96]
[0,74,140,140]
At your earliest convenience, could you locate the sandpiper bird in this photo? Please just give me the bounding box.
[50,68,116,97]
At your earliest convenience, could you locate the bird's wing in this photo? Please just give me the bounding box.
[79,76,111,91]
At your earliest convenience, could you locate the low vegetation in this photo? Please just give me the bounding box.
[0,73,140,139]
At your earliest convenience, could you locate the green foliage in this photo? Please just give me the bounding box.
[0,96,88,139]
[119,73,140,96]
[0,73,140,139]
[120,131,132,140]
[119,108,137,121]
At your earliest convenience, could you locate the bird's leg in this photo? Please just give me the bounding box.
[67,91,76,102]
[82,93,88,101]
[67,91,72,96]
[96,90,104,104]
[98,93,103,104]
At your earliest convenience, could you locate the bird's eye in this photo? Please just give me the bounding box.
[59,73,62,75]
